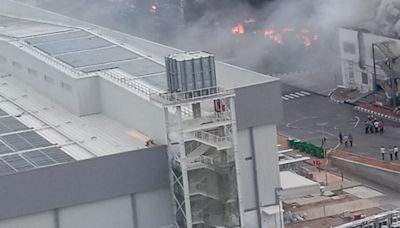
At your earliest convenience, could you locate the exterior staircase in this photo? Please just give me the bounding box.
[186,130,232,150]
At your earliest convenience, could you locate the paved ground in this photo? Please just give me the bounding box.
[279,84,400,162]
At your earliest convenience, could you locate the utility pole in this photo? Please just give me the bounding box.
[179,0,185,24]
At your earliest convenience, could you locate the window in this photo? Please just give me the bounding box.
[362,72,368,84]
[44,75,54,84]
[61,82,72,91]
[343,41,356,54]
[12,61,22,69]
[27,68,37,76]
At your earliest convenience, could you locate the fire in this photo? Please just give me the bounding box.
[301,27,310,34]
[232,23,245,34]
[264,29,284,44]
[150,4,157,13]
[303,37,311,47]
[229,17,319,47]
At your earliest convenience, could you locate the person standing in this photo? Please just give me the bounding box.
[344,134,349,148]
[389,147,394,161]
[338,132,343,144]
[379,121,384,134]
[348,134,353,147]
[374,120,379,133]
[395,145,399,160]
[381,146,385,160]
[365,120,369,134]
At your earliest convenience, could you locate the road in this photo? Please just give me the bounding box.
[278,84,400,161]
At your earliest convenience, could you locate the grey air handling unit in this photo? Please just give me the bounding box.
[165,51,217,97]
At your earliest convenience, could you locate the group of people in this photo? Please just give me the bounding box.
[365,116,384,134]
[380,145,399,161]
[338,132,353,147]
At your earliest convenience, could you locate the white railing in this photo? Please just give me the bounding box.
[187,155,218,169]
[193,131,232,148]
[100,70,156,97]
[13,41,86,78]
[191,182,219,199]
[151,87,233,105]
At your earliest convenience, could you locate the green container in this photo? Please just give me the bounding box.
[304,144,313,154]
[315,147,325,158]
[292,140,302,150]
[309,145,318,156]
[287,138,294,148]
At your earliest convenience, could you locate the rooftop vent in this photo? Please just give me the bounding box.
[165,51,217,94]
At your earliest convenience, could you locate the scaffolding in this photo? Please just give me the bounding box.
[372,41,400,108]
[151,87,243,228]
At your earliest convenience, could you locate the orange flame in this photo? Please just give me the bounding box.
[232,23,245,34]
[264,29,284,44]
[303,37,311,47]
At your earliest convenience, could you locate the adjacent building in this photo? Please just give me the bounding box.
[339,28,400,106]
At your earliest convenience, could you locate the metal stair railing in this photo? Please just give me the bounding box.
[187,155,219,171]
[192,131,232,149]
[190,182,220,200]
[376,42,396,58]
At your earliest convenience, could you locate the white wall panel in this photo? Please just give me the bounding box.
[237,128,257,210]
[99,78,166,144]
[59,196,133,228]
[252,124,280,205]
[135,189,173,228]
[0,41,100,116]
[0,211,55,228]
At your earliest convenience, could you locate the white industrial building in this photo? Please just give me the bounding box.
[0,1,284,228]
[339,28,400,106]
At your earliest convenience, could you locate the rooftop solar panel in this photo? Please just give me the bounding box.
[56,46,139,68]
[24,30,89,45]
[22,150,56,167]
[42,148,74,163]
[19,131,53,148]
[1,134,33,151]
[0,141,14,154]
[3,154,35,171]
[119,58,165,77]
[35,36,113,55]
[0,116,30,134]
[0,159,15,175]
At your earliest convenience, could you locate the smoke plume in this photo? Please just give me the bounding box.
[12,0,400,74]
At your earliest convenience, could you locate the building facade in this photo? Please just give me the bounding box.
[339,28,400,105]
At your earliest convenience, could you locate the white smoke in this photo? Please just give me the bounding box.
[372,0,400,36]
[12,0,400,73]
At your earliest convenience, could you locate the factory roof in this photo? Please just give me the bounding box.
[0,10,278,92]
[0,71,146,176]
[0,4,281,176]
